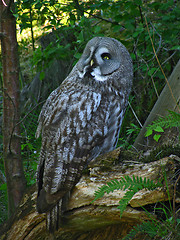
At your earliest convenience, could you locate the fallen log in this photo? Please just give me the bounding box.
[0,148,180,240]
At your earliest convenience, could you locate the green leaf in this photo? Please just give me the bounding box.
[148,68,157,76]
[134,0,142,5]
[177,218,180,226]
[145,129,153,137]
[40,71,45,81]
[0,184,7,191]
[113,25,122,32]
[13,13,19,19]
[74,52,81,60]
[153,134,161,142]
[130,53,136,60]
[94,25,101,34]
[171,46,180,50]
[154,126,164,132]
[132,31,140,38]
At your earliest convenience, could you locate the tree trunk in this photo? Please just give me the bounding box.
[134,60,180,151]
[0,0,26,217]
[0,148,179,240]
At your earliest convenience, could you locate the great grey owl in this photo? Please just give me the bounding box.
[36,36,133,232]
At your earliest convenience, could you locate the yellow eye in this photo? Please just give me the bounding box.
[104,56,110,60]
[101,53,111,60]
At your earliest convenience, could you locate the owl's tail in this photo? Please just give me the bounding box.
[47,200,61,232]
[46,192,70,233]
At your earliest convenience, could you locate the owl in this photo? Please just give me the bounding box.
[36,37,133,232]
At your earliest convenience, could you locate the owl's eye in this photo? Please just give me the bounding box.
[101,53,111,60]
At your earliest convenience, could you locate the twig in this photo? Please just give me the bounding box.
[55,1,122,27]
[9,100,45,152]
[151,50,177,79]
[128,101,143,128]
[1,0,7,7]
[84,10,121,26]
[14,100,45,128]
[144,15,180,113]
[146,21,162,63]
[161,50,177,67]
[140,57,159,98]
[173,173,180,228]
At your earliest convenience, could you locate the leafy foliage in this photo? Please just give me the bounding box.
[14,0,180,148]
[123,209,180,240]
[31,39,72,79]
[145,111,180,142]
[92,175,162,217]
[0,171,8,224]
[21,110,41,186]
[122,221,160,240]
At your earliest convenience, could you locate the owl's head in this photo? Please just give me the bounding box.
[76,37,133,89]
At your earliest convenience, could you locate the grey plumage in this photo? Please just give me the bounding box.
[36,37,133,232]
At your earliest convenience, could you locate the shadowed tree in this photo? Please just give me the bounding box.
[0,0,26,217]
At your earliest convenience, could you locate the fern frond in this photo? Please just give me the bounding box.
[122,221,159,240]
[92,175,162,213]
[92,178,130,202]
[117,190,135,217]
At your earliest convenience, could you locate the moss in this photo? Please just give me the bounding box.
[87,145,180,175]
[117,149,140,163]
[142,144,180,163]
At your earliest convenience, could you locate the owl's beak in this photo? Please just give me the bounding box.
[90,59,94,66]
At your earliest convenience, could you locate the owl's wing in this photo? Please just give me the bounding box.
[36,84,109,213]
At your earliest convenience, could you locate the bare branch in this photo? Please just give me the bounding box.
[1,0,7,7]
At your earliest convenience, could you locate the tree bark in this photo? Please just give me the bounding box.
[0,0,26,217]
[134,60,180,151]
[0,148,179,240]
